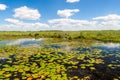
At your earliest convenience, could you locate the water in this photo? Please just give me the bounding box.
[0,39,120,79]
[95,42,120,48]
[0,39,120,60]
[0,38,44,46]
[0,38,120,51]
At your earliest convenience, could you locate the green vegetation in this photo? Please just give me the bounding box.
[0,43,120,80]
[1,30,120,42]
[0,30,120,80]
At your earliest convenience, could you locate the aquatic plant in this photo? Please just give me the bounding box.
[0,40,120,80]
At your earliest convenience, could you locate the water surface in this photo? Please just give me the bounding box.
[0,38,44,46]
[0,39,120,79]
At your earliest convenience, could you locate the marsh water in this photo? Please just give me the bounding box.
[0,38,44,46]
[0,38,120,80]
[0,38,120,62]
[0,38,120,49]
[0,38,120,50]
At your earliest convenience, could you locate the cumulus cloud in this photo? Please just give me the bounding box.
[100,21,120,26]
[93,14,120,21]
[57,9,79,18]
[2,18,49,31]
[13,6,41,20]
[96,20,120,30]
[48,14,120,30]
[66,0,80,3]
[92,14,120,30]
[1,14,120,31]
[0,4,7,10]
[5,18,23,24]
[48,18,97,30]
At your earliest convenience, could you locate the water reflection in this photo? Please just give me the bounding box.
[96,42,120,48]
[0,39,120,80]
[0,38,43,46]
[0,39,120,50]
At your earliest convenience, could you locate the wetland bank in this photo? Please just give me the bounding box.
[0,31,120,80]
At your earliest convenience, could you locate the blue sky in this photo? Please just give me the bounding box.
[0,0,120,31]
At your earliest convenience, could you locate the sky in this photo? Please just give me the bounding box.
[0,0,120,31]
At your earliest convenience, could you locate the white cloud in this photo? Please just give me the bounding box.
[0,4,7,10]
[5,18,23,24]
[100,21,120,26]
[66,0,80,3]
[96,20,120,30]
[48,14,120,30]
[48,18,97,30]
[57,9,79,18]
[2,18,49,31]
[13,6,41,20]
[92,14,120,30]
[93,14,120,21]
[1,14,120,31]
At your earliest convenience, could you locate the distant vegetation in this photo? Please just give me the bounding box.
[0,30,120,42]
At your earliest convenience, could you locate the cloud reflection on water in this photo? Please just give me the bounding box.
[97,42,120,48]
[5,38,43,46]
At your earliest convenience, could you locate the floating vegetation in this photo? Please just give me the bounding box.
[0,38,120,80]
